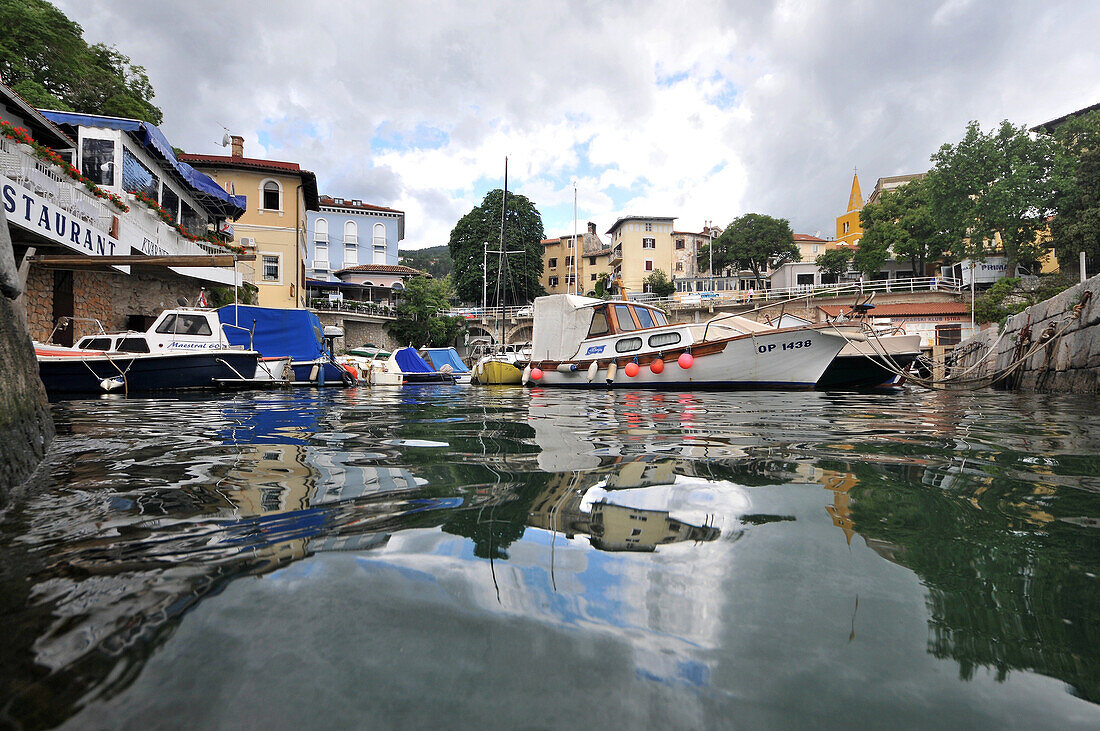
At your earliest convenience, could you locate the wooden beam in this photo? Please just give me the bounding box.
[28,254,256,269]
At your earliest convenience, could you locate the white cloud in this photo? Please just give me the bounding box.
[53,0,1100,250]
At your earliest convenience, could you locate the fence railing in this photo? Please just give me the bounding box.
[309,298,396,317]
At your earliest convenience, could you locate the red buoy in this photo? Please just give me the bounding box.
[678,352,694,369]
[650,358,664,374]
[531,367,544,380]
[624,362,640,377]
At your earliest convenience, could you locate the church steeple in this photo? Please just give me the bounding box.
[846,170,863,213]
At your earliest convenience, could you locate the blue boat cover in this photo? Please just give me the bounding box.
[393,347,434,373]
[39,111,248,217]
[422,347,469,373]
[218,305,326,361]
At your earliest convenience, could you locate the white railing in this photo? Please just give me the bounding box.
[309,298,396,317]
[445,277,963,320]
[0,137,113,232]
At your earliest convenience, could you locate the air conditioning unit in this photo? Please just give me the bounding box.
[239,237,255,247]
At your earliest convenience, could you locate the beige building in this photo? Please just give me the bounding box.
[606,215,677,297]
[180,137,319,309]
[540,221,612,295]
[671,224,721,280]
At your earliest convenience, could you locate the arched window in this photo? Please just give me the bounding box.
[373,223,386,247]
[261,179,282,211]
[314,217,328,243]
[344,220,358,265]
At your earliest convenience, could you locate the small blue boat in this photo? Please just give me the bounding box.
[421,347,471,383]
[218,305,354,386]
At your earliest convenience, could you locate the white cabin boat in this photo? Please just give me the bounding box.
[521,295,849,389]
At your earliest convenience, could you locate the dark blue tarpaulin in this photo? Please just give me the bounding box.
[422,348,469,373]
[39,111,247,217]
[218,305,325,361]
[393,347,434,374]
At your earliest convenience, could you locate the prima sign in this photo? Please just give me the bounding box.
[2,177,118,256]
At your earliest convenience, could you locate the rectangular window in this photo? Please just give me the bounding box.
[676,262,683,272]
[590,273,597,281]
[122,146,158,199]
[548,258,557,268]
[160,185,180,221]
[812,244,820,254]
[614,304,637,331]
[314,243,329,271]
[81,138,115,186]
[180,202,204,235]
[675,239,685,250]
[645,222,653,232]
[344,244,358,266]
[645,260,653,271]
[548,276,559,287]
[262,255,280,281]
[642,238,655,249]
[565,256,574,266]
[589,256,596,265]
[936,324,962,346]
[566,274,575,285]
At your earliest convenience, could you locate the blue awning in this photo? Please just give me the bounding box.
[40,111,247,219]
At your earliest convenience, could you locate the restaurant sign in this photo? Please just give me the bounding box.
[2,176,119,256]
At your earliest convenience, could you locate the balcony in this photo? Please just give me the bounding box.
[0,136,250,284]
[610,245,623,264]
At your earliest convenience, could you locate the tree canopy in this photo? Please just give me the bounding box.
[1047,111,1100,276]
[814,248,853,282]
[0,0,163,124]
[384,275,465,348]
[399,245,453,279]
[642,268,675,297]
[448,188,546,306]
[698,213,799,286]
[928,120,1056,274]
[858,175,948,278]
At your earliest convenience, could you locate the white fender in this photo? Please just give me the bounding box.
[522,364,532,385]
[309,364,319,382]
[587,361,599,382]
[606,362,617,383]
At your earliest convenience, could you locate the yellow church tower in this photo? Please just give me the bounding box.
[835,171,863,247]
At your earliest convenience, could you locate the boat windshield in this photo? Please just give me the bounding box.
[613,304,637,332]
[635,307,655,329]
[589,307,610,337]
[156,314,212,336]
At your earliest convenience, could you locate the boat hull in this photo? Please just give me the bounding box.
[289,359,355,386]
[37,350,259,394]
[815,334,923,389]
[471,358,523,385]
[528,328,845,389]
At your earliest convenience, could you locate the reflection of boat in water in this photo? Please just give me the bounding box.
[523,294,848,389]
[35,309,262,394]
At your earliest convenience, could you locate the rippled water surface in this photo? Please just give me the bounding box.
[2,386,1099,728]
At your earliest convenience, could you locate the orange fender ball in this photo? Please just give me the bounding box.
[624,362,640,377]
[650,358,664,374]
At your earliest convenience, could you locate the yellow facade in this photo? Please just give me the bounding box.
[540,224,613,296]
[835,172,863,247]
[198,168,310,308]
[606,216,677,296]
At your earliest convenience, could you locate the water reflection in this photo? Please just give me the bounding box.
[0,388,1098,726]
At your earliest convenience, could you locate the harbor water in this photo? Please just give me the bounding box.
[1,386,1099,728]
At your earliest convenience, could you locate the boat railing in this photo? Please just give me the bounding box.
[45,316,107,345]
[220,321,255,351]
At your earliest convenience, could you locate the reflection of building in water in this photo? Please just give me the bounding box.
[232,444,313,514]
[307,450,425,504]
[527,461,720,553]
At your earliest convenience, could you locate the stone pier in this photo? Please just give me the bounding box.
[951,274,1100,393]
[0,207,53,497]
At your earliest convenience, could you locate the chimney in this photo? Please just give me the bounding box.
[587,221,596,235]
[230,135,244,158]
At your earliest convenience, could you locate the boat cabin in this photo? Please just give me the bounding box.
[75,309,237,353]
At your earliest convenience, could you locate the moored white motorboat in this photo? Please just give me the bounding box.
[520,294,850,389]
[35,309,264,395]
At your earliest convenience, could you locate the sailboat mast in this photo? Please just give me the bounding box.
[572,183,578,295]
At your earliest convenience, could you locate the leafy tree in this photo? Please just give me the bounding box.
[592,272,611,298]
[385,275,465,348]
[1047,111,1100,276]
[0,0,163,123]
[399,245,453,279]
[859,175,948,277]
[642,268,675,297]
[698,213,799,287]
[449,189,546,306]
[814,248,853,282]
[928,120,1056,274]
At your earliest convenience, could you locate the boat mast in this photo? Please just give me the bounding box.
[572,182,578,295]
[498,157,508,346]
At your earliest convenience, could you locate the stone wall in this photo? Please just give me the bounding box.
[951,274,1100,393]
[1,211,53,496]
[315,313,397,353]
[23,264,210,343]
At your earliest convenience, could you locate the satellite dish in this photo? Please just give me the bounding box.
[221,133,231,147]
[177,296,189,307]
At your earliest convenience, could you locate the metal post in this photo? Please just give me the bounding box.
[483,242,488,311]
[970,261,976,332]
[708,222,714,292]
[1082,250,1088,283]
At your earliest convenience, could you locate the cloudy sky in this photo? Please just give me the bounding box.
[55,0,1100,248]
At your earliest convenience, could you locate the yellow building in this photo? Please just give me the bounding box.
[180,137,319,308]
[835,172,863,247]
[540,221,613,295]
[793,233,836,262]
[606,215,677,296]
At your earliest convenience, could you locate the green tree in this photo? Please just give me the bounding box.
[448,189,546,306]
[642,268,675,297]
[698,213,799,287]
[1047,111,1100,276]
[928,120,1056,274]
[0,0,163,123]
[385,275,465,348]
[814,248,853,282]
[859,175,948,277]
[399,245,453,279]
[592,272,611,298]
